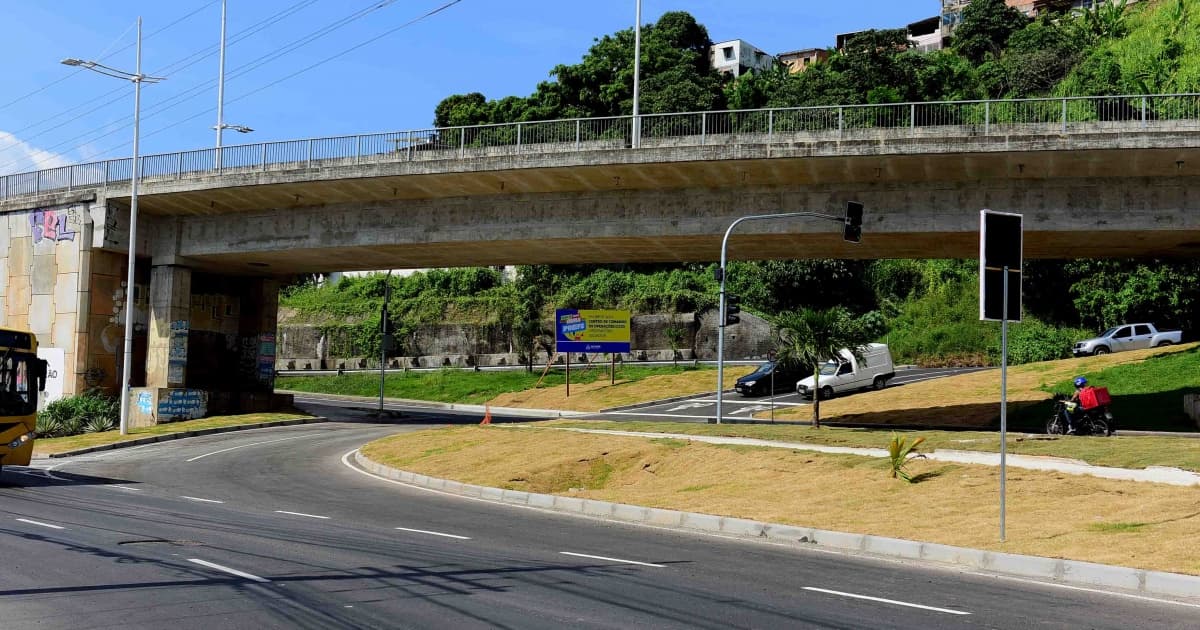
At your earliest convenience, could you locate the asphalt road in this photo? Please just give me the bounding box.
[1,402,1195,628]
[601,367,991,422]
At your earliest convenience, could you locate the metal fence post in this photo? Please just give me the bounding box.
[838,107,844,138]
[911,103,917,135]
[260,143,267,171]
[68,167,74,191]
[176,152,184,179]
[1141,96,1148,129]
[104,160,110,187]
[408,131,414,161]
[356,135,363,164]
[701,112,707,145]
[306,139,313,168]
[575,119,581,150]
[1061,98,1067,134]
[985,101,991,136]
[768,110,774,143]
[516,123,522,154]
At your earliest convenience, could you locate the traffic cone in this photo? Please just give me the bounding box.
[480,405,492,425]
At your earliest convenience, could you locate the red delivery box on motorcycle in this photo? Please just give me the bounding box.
[1079,386,1111,410]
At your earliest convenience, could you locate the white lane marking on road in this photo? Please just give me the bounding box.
[188,558,270,583]
[688,399,808,407]
[803,587,970,615]
[560,552,666,568]
[186,434,312,462]
[394,526,471,540]
[181,496,224,504]
[16,518,65,530]
[730,405,768,416]
[107,485,142,492]
[274,510,330,520]
[602,412,714,420]
[664,402,712,412]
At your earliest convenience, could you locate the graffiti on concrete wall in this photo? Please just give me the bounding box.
[157,389,207,420]
[136,391,153,415]
[168,320,188,385]
[29,208,78,244]
[257,333,277,384]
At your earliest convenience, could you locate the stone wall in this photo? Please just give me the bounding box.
[275,309,776,370]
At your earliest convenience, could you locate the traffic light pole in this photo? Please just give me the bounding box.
[715,210,856,424]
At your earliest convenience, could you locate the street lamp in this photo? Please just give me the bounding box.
[714,206,863,424]
[215,0,253,168]
[63,17,165,436]
[632,0,642,148]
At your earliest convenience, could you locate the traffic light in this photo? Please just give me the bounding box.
[725,294,741,326]
[844,201,863,243]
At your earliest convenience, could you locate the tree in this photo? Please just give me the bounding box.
[773,307,880,428]
[951,0,1029,64]
[512,267,552,373]
[664,323,686,366]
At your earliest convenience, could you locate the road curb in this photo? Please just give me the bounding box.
[354,450,1200,602]
[281,390,587,419]
[40,417,328,459]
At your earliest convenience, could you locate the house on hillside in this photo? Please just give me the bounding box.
[710,39,776,77]
[943,0,1141,39]
[777,48,829,74]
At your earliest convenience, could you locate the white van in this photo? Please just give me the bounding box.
[795,343,894,400]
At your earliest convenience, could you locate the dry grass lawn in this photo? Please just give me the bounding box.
[362,426,1200,576]
[487,366,754,412]
[762,344,1196,426]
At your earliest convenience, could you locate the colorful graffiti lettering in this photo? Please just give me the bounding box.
[30,209,77,244]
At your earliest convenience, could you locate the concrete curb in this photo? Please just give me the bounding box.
[40,417,328,459]
[354,450,1200,602]
[280,390,586,419]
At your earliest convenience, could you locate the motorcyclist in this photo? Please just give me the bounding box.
[1061,376,1090,434]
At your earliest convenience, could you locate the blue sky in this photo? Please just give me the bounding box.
[0,1,931,175]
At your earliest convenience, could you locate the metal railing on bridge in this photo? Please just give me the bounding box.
[3,93,1199,202]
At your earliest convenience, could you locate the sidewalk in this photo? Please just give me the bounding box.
[527,427,1200,487]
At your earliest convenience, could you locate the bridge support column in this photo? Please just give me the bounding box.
[146,264,191,388]
[235,278,282,412]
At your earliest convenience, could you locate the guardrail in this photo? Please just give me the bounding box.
[3,93,1199,202]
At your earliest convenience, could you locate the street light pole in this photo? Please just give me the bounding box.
[632,0,642,148]
[215,0,227,166]
[715,211,849,424]
[64,19,164,436]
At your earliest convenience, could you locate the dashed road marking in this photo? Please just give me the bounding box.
[560,551,665,568]
[395,526,471,540]
[274,510,330,520]
[16,518,65,530]
[188,558,270,583]
[803,587,971,615]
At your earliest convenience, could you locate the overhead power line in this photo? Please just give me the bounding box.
[3,0,450,172]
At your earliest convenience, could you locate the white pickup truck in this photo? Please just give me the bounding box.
[1072,323,1183,357]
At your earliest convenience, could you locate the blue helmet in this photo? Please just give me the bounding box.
[1074,376,1088,388]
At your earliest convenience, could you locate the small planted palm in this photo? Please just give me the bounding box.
[887,433,927,483]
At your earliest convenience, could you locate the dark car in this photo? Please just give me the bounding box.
[734,361,809,397]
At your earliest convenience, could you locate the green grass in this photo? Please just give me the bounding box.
[1046,346,1200,430]
[35,412,314,455]
[278,365,712,405]
[1088,522,1150,534]
[544,421,1200,472]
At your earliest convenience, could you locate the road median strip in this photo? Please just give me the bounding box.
[352,448,1200,602]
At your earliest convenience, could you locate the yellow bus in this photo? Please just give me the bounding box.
[0,327,48,476]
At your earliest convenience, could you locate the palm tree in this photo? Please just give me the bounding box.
[774,307,876,428]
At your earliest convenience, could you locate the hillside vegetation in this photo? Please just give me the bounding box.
[283,1,1200,367]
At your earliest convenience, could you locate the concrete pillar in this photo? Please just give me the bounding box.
[239,278,280,394]
[146,265,191,388]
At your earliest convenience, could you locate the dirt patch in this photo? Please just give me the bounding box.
[487,366,754,412]
[362,425,1200,576]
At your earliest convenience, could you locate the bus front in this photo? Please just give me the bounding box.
[0,328,48,474]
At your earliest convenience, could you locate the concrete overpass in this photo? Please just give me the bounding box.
[2,93,1199,419]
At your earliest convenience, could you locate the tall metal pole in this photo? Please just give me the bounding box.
[379,270,392,417]
[631,0,642,148]
[716,211,848,424]
[118,18,145,436]
[215,0,228,168]
[1000,265,1009,542]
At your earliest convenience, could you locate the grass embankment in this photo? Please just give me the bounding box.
[362,425,1200,576]
[33,412,312,456]
[760,344,1200,430]
[280,365,755,412]
[541,421,1200,472]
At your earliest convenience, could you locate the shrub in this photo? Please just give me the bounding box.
[887,433,927,483]
[36,391,119,438]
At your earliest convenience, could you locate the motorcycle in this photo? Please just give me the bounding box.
[1046,393,1115,436]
